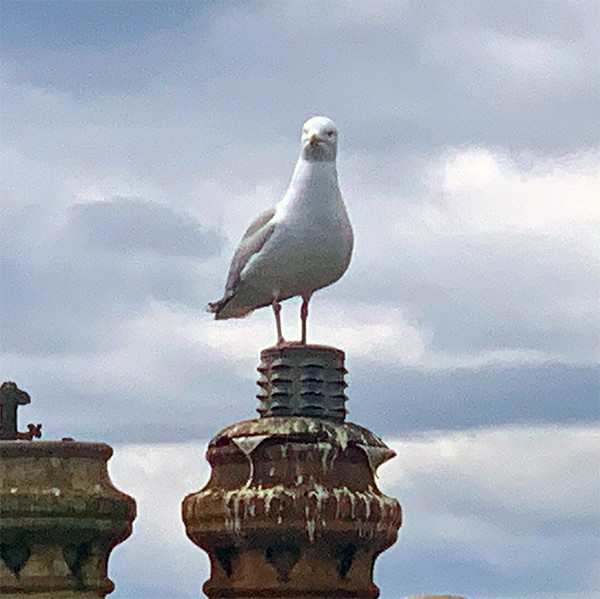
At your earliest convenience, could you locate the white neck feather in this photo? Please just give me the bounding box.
[288,157,338,196]
[273,156,344,224]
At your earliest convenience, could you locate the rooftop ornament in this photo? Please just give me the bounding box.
[0,382,42,441]
[183,342,402,598]
[0,382,136,597]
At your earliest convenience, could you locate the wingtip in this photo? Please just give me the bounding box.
[206,298,231,319]
[206,301,222,318]
[206,296,254,320]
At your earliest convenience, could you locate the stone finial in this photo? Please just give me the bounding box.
[183,345,402,598]
[0,384,136,597]
[0,382,41,441]
[0,442,136,597]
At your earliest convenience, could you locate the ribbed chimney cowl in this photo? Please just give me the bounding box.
[182,345,402,599]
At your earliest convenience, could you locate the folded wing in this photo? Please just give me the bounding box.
[208,208,277,316]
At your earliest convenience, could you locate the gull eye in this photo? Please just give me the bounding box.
[326,130,335,137]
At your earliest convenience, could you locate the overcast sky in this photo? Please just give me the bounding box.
[1,1,598,598]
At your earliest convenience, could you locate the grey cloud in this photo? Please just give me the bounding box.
[0,1,201,52]
[204,1,600,157]
[347,362,599,437]
[0,198,223,354]
[344,232,599,362]
[69,197,223,258]
[6,357,597,445]
[2,0,597,165]
[376,529,598,597]
[431,0,591,42]
[374,428,600,597]
[0,1,213,94]
[2,349,251,444]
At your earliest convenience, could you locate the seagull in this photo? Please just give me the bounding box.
[208,116,353,346]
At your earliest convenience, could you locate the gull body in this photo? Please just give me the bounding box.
[208,116,353,345]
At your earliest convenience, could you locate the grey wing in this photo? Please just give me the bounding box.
[224,208,277,294]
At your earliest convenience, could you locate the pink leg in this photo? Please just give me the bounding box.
[300,294,312,345]
[272,299,284,346]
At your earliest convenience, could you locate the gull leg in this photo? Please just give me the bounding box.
[272,299,285,346]
[300,293,312,345]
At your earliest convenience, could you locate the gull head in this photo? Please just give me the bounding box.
[301,116,338,162]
